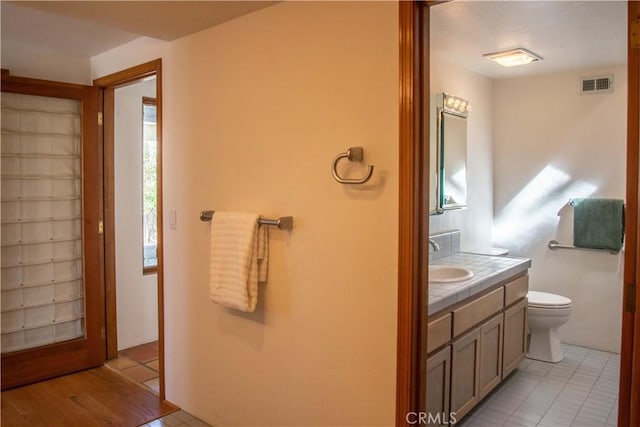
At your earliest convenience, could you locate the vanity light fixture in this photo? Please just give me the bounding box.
[442,93,470,116]
[483,48,543,67]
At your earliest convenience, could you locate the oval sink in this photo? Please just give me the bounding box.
[429,265,473,283]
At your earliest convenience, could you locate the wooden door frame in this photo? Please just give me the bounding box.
[620,2,640,425]
[0,72,105,389]
[397,2,429,424]
[93,59,166,400]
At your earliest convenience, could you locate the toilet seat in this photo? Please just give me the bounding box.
[527,291,572,309]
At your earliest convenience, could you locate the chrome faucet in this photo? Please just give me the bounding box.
[429,239,440,252]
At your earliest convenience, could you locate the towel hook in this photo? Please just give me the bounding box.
[331,146,374,184]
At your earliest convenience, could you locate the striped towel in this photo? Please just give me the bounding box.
[209,211,269,312]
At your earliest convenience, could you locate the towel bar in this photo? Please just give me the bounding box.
[548,240,618,254]
[199,210,293,230]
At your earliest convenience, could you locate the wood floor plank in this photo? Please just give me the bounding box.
[1,367,177,426]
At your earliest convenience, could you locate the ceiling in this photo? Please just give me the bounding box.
[1,1,277,57]
[431,1,627,79]
[1,1,627,77]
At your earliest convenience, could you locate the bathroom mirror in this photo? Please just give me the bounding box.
[435,93,469,210]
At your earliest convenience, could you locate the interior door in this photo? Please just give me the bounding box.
[1,72,105,389]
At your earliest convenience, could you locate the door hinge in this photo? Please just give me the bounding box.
[632,18,640,50]
[98,112,103,126]
[626,281,637,313]
[98,220,104,235]
[101,326,106,339]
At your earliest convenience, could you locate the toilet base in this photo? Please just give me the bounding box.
[527,326,564,363]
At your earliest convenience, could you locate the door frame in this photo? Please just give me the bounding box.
[397,2,429,423]
[620,2,640,425]
[0,72,105,389]
[93,59,166,400]
[398,1,640,426]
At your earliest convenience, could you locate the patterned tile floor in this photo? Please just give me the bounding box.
[105,341,160,394]
[104,343,212,426]
[142,410,211,427]
[138,343,617,427]
[459,344,619,427]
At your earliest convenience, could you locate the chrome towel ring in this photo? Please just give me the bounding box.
[331,146,374,184]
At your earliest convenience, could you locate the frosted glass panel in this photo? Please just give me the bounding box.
[1,92,85,353]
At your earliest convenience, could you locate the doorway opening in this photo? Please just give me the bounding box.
[397,2,640,425]
[94,59,165,399]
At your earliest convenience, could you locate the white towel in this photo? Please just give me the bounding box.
[209,211,269,312]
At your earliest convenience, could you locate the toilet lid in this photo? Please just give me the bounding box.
[467,247,510,256]
[527,291,572,308]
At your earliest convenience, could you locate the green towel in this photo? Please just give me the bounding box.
[573,198,625,252]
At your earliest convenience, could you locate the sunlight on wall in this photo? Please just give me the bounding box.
[493,165,597,252]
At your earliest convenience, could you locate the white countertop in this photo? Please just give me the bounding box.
[428,252,531,315]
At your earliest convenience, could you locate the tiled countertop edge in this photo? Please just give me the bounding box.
[428,253,532,315]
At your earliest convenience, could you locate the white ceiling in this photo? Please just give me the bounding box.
[431,1,627,79]
[1,1,277,57]
[1,0,628,76]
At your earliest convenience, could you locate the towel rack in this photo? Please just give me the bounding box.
[199,210,294,230]
[331,146,374,184]
[547,240,618,254]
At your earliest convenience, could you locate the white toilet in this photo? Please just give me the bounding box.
[527,291,572,363]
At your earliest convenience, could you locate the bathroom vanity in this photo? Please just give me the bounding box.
[426,251,531,425]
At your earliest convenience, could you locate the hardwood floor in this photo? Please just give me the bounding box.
[1,367,177,426]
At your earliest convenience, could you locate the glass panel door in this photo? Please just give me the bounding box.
[1,92,85,353]
[1,75,104,390]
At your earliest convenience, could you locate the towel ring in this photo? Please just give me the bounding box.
[331,146,374,184]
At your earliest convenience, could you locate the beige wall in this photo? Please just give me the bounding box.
[493,66,626,352]
[92,2,399,425]
[114,79,158,350]
[1,39,91,85]
[429,54,494,251]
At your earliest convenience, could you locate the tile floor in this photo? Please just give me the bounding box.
[105,342,213,426]
[105,341,160,394]
[142,410,211,427]
[459,344,619,427]
[125,342,617,427]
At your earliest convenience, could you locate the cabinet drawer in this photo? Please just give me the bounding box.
[427,313,452,354]
[453,287,504,337]
[505,275,528,307]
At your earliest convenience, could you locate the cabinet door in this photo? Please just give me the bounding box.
[450,328,480,420]
[426,346,451,427]
[503,298,528,378]
[479,314,504,399]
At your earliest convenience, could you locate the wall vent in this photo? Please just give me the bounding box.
[581,75,613,94]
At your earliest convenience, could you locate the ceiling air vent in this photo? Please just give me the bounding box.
[581,75,613,94]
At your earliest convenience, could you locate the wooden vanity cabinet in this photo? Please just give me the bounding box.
[450,327,480,419]
[425,346,451,427]
[426,273,529,424]
[478,314,504,399]
[449,315,504,418]
[503,298,528,378]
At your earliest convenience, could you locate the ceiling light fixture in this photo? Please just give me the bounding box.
[483,48,543,67]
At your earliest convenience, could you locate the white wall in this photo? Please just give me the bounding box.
[114,79,159,350]
[1,39,91,85]
[430,54,494,251]
[92,2,398,425]
[493,66,626,352]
